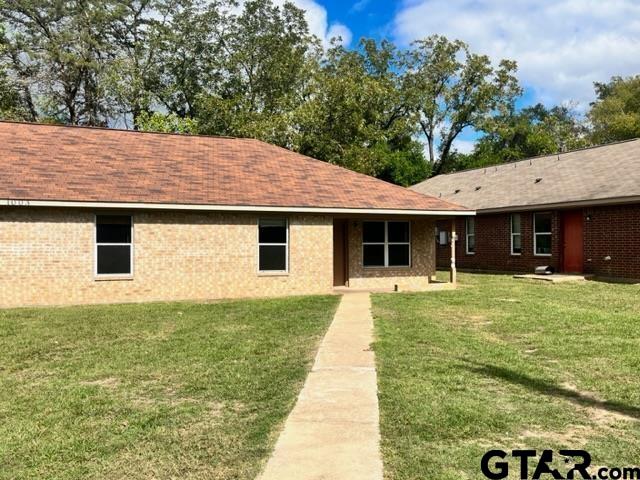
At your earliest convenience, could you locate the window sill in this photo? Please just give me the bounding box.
[363,265,411,270]
[465,252,475,256]
[258,271,289,277]
[534,254,552,257]
[94,275,134,281]
[511,253,522,256]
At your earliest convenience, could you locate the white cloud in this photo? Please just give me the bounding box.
[452,139,476,155]
[272,0,352,47]
[393,0,640,106]
[326,22,353,47]
[350,0,371,13]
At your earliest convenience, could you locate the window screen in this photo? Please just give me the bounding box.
[534,213,552,255]
[466,218,476,254]
[511,214,522,255]
[96,215,132,275]
[258,219,288,271]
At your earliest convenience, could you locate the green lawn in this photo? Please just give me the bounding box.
[373,273,640,480]
[0,295,339,480]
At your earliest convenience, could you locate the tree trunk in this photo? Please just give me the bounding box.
[21,86,38,122]
[132,105,142,130]
[428,136,435,165]
[434,140,452,176]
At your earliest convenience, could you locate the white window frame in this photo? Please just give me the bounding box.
[94,214,134,279]
[258,218,289,274]
[362,221,411,268]
[465,217,475,255]
[510,213,522,256]
[533,212,552,257]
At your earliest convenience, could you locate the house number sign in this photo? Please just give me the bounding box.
[3,199,31,206]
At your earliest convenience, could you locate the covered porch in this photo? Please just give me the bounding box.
[332,216,463,293]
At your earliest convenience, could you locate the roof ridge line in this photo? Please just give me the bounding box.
[0,120,239,140]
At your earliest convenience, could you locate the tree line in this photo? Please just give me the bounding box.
[1,0,639,185]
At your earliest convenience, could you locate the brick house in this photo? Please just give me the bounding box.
[0,122,471,308]
[412,139,640,280]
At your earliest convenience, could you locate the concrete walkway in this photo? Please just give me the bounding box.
[258,292,384,480]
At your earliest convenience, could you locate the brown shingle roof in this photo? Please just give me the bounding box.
[411,139,640,211]
[0,121,468,213]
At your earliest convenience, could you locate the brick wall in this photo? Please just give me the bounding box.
[584,204,640,279]
[436,211,561,273]
[436,205,640,280]
[347,218,436,290]
[0,208,334,307]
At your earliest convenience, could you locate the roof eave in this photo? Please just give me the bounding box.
[2,199,475,216]
[474,195,640,214]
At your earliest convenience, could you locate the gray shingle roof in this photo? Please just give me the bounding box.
[411,139,640,212]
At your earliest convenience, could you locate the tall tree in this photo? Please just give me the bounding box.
[196,0,319,146]
[0,64,28,119]
[0,22,28,119]
[462,103,590,169]
[293,39,428,184]
[0,0,113,124]
[103,0,161,127]
[589,75,640,144]
[402,35,521,175]
[149,0,230,121]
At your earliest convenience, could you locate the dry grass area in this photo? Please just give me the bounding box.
[0,295,339,480]
[373,272,640,479]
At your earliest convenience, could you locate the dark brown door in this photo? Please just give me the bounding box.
[333,219,348,286]
[562,210,584,273]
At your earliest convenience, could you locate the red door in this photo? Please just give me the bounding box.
[562,211,584,273]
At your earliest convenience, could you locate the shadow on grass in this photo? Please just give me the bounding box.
[461,359,640,421]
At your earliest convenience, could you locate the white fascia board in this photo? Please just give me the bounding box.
[478,195,640,214]
[1,199,475,216]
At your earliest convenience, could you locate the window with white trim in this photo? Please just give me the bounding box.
[534,213,552,256]
[511,213,522,255]
[96,215,133,276]
[465,217,475,254]
[258,218,288,272]
[362,221,410,267]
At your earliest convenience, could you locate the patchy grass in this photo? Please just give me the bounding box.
[0,295,339,480]
[373,273,640,480]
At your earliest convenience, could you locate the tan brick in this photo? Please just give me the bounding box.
[0,208,440,307]
[0,208,334,307]
[346,218,436,291]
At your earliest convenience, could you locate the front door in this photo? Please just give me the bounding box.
[333,219,348,286]
[562,210,584,273]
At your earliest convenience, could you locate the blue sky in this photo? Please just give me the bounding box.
[284,0,640,152]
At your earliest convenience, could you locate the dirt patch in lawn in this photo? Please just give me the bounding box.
[519,424,593,447]
[80,377,121,389]
[561,382,640,425]
[515,383,639,448]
